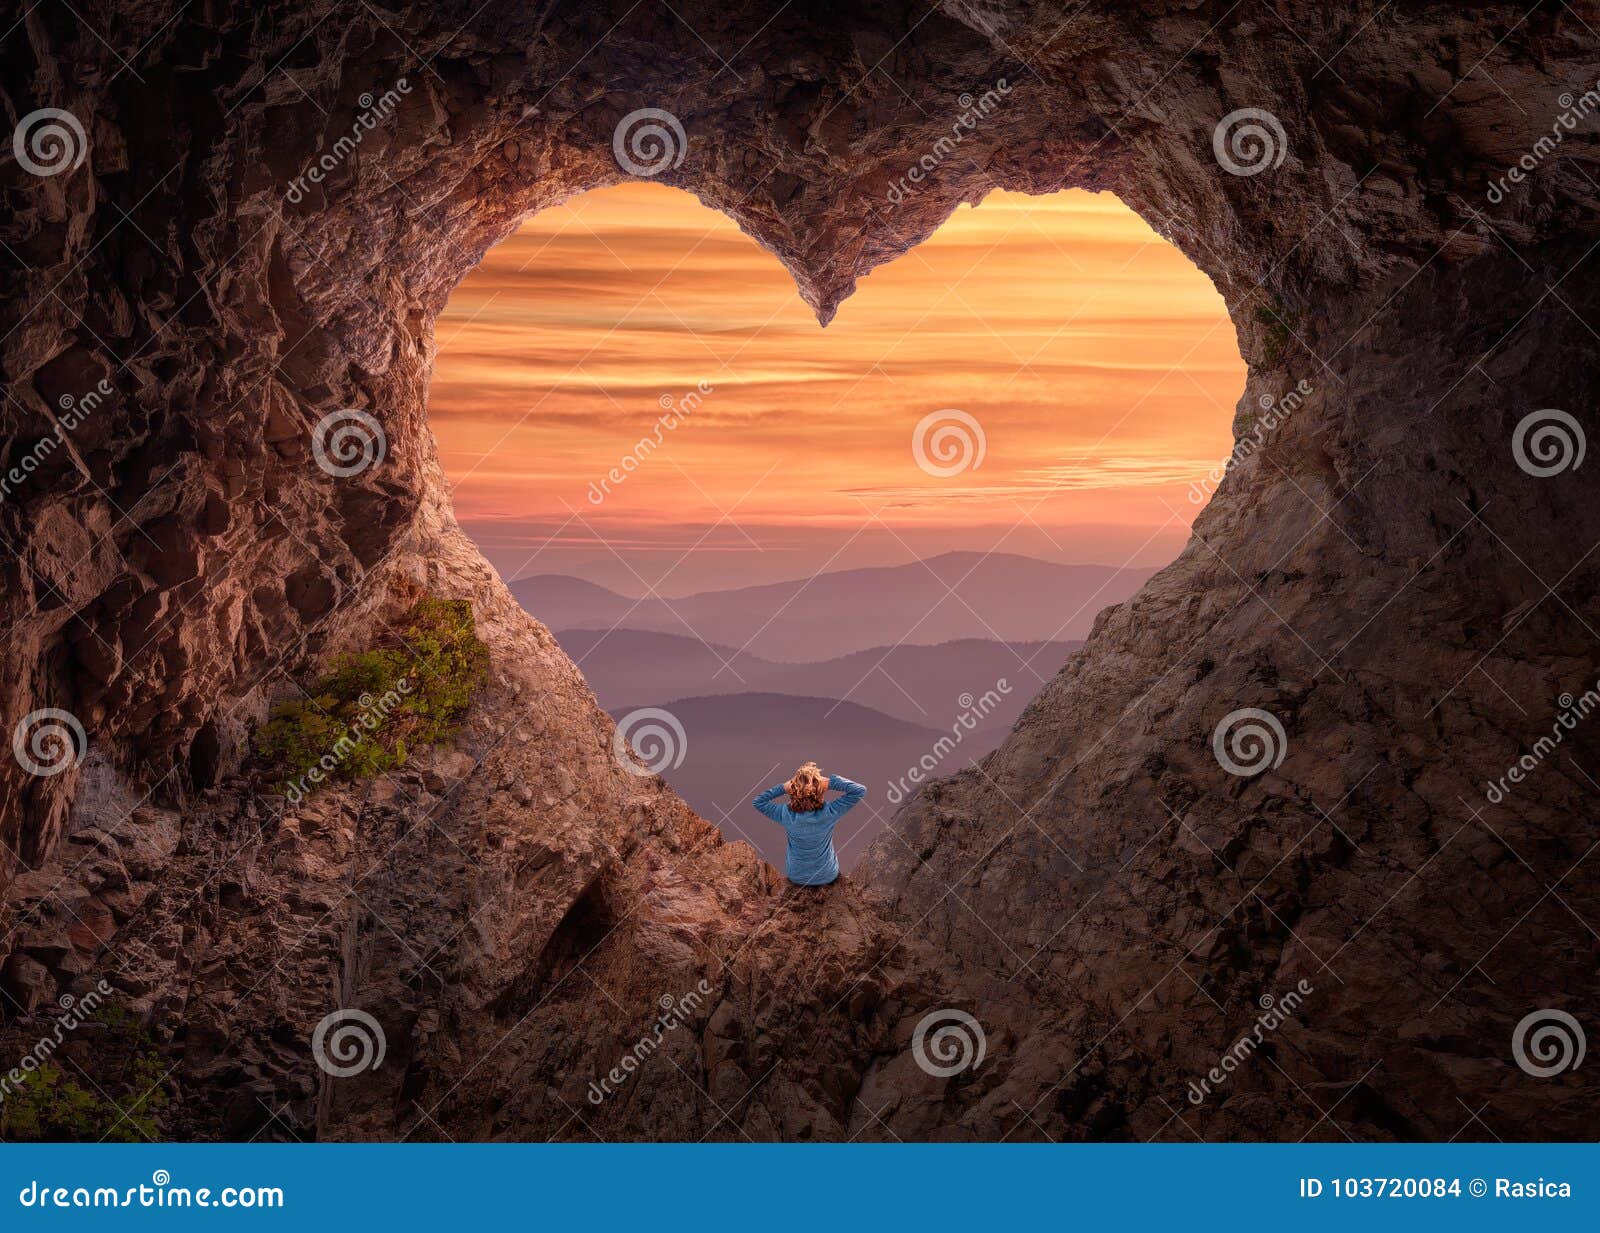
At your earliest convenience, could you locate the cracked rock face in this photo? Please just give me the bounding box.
[2,1,1597,1140]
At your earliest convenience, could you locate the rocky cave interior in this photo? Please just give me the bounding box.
[1,1,1597,1142]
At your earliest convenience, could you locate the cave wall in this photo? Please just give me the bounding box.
[1,1,1596,1140]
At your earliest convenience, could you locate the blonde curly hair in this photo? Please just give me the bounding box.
[785,761,828,813]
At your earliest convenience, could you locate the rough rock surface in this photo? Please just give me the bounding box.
[2,1,1597,1140]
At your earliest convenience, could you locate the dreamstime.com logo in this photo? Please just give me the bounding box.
[1188,380,1313,505]
[0,980,114,1106]
[285,80,411,203]
[11,708,87,778]
[587,380,714,504]
[312,408,387,478]
[280,681,413,804]
[11,107,88,177]
[912,409,985,477]
[588,979,714,1104]
[1212,108,1288,176]
[1512,408,1585,477]
[1512,1008,1585,1078]
[1,378,116,501]
[1186,980,1314,1105]
[17,1171,284,1210]
[612,108,687,177]
[1212,707,1288,777]
[884,78,1013,206]
[311,1008,386,1078]
[1484,675,1599,803]
[1485,77,1600,204]
[885,682,1013,805]
[911,1008,986,1078]
[612,707,688,777]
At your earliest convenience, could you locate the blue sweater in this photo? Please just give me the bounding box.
[751,774,865,885]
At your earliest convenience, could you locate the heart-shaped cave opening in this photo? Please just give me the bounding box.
[427,182,1245,869]
[8,0,1594,1148]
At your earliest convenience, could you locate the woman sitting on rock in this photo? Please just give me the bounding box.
[751,762,865,887]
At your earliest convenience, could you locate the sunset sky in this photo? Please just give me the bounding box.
[429,183,1245,595]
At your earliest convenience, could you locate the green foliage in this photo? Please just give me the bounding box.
[0,1018,169,1142]
[255,597,490,795]
[1,1064,103,1140]
[1253,299,1294,367]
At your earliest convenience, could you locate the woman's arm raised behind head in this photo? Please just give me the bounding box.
[752,783,791,823]
[825,774,866,818]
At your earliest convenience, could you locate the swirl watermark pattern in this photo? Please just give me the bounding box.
[1512,408,1585,477]
[311,1008,387,1078]
[311,409,387,478]
[912,409,986,477]
[911,1008,986,1078]
[12,708,87,778]
[1212,708,1287,777]
[1512,1008,1585,1077]
[612,707,688,776]
[1212,108,1287,176]
[12,108,89,177]
[612,108,687,177]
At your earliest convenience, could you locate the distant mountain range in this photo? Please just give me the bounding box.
[518,552,1153,870]
[610,693,947,870]
[511,551,1155,661]
[558,628,1080,731]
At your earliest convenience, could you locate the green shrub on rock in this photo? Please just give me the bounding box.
[255,597,490,799]
[0,1008,169,1142]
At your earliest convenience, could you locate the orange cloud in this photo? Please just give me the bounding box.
[429,183,1245,585]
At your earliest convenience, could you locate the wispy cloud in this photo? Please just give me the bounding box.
[430,182,1245,588]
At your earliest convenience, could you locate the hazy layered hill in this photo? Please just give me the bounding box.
[561,628,1079,730]
[511,552,1155,660]
[611,693,947,869]
[523,553,1137,867]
